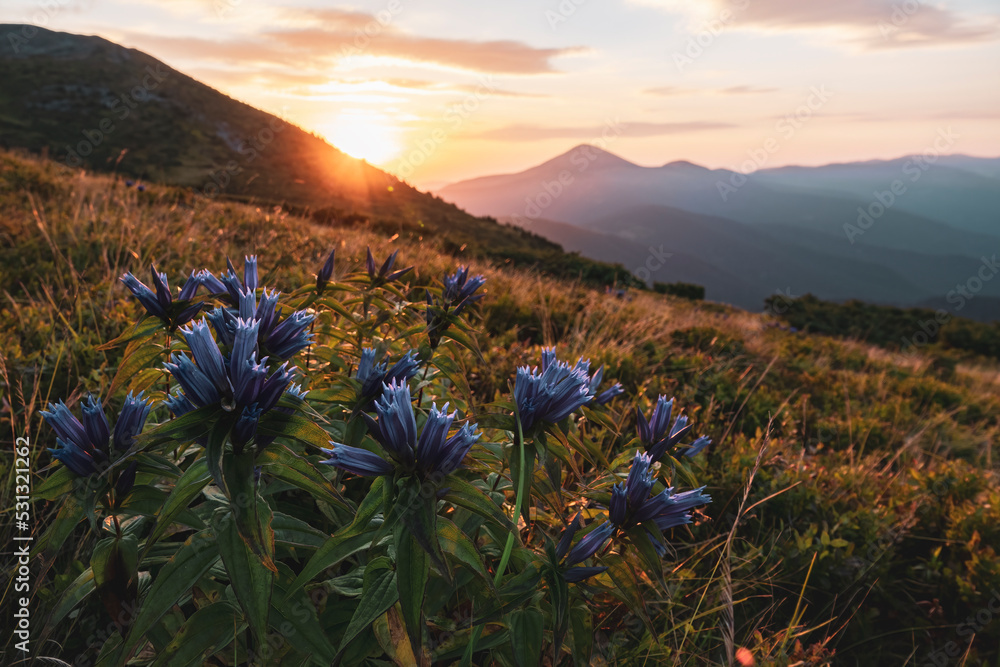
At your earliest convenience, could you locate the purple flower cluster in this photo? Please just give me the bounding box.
[41,392,151,490]
[322,380,480,479]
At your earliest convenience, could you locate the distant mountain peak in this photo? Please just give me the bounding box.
[661,159,708,171]
[544,144,638,170]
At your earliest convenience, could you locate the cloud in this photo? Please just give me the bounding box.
[120,7,583,75]
[471,121,735,141]
[644,85,778,96]
[262,28,581,74]
[721,85,780,95]
[637,0,999,49]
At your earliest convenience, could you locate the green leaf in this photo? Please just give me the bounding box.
[271,511,328,549]
[97,315,162,351]
[442,478,516,534]
[44,568,95,632]
[257,444,347,510]
[139,405,222,450]
[284,477,387,599]
[34,490,86,559]
[214,509,275,647]
[626,526,667,589]
[508,608,543,667]
[109,342,168,398]
[222,450,277,572]
[398,481,446,576]
[599,553,654,637]
[569,602,594,667]
[437,517,492,587]
[119,530,221,662]
[473,565,542,626]
[150,601,240,667]
[144,458,212,552]
[206,412,237,486]
[395,525,428,659]
[34,465,75,501]
[257,411,334,451]
[92,535,139,633]
[335,557,398,662]
[270,565,339,664]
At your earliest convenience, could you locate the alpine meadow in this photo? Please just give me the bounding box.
[2,3,1000,667]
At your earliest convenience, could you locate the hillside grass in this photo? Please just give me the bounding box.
[2,149,1000,665]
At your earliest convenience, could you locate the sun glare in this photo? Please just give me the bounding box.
[320,115,401,166]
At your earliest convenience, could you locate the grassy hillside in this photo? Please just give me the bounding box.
[2,150,1000,665]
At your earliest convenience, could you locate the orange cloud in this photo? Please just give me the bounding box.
[472,121,735,141]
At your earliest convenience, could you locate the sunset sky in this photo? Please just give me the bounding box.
[8,0,1000,189]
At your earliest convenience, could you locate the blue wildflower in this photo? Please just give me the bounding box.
[320,443,395,477]
[324,380,480,478]
[120,264,204,328]
[684,435,712,458]
[206,272,314,361]
[606,451,712,551]
[355,348,420,399]
[316,248,336,292]
[42,394,150,484]
[556,514,610,580]
[586,365,624,406]
[565,521,614,565]
[233,404,263,449]
[442,267,486,315]
[221,255,259,303]
[165,317,297,450]
[427,267,486,347]
[637,395,708,462]
[365,247,412,283]
[113,391,152,452]
[513,348,594,430]
[632,486,712,531]
[198,270,228,295]
[265,310,315,359]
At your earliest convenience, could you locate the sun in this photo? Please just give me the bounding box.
[320,115,401,166]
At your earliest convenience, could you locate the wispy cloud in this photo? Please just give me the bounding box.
[471,121,735,141]
[121,7,583,75]
[636,0,999,49]
[644,85,779,96]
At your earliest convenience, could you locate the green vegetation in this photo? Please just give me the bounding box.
[767,293,1000,360]
[3,150,1000,665]
[654,281,706,301]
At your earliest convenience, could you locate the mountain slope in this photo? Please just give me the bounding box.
[500,214,764,307]
[0,25,640,283]
[583,205,930,305]
[439,145,999,258]
[751,156,1000,236]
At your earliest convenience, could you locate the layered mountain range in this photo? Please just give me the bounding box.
[439,146,1000,319]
